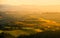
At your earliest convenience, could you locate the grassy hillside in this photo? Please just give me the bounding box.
[0,11,60,38]
[41,13,60,23]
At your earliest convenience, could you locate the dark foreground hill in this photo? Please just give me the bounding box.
[0,31,60,38]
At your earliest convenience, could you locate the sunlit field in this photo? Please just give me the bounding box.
[0,10,60,38]
[0,0,60,38]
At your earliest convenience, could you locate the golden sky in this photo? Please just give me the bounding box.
[0,0,60,6]
[0,0,60,12]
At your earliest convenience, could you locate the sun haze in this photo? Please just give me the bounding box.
[0,0,60,6]
[0,0,60,12]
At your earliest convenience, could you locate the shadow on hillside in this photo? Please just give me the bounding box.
[0,31,60,38]
[18,31,60,38]
[0,32,15,38]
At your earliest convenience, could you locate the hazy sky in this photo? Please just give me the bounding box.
[0,0,60,6]
[0,0,60,12]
